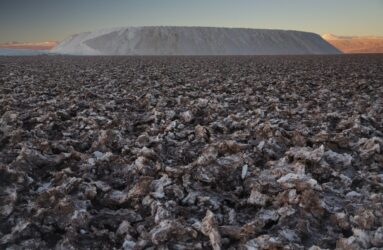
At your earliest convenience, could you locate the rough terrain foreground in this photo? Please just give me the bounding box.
[0,55,382,250]
[51,26,340,55]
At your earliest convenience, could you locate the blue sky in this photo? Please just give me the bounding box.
[0,0,382,42]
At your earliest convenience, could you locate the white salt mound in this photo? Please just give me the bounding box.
[52,26,341,55]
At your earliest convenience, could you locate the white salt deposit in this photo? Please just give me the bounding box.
[52,26,340,55]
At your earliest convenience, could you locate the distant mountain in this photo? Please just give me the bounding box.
[52,26,340,55]
[0,41,58,50]
[323,34,383,53]
[0,48,48,56]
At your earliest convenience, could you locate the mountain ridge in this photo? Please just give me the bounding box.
[322,34,383,53]
[0,48,48,56]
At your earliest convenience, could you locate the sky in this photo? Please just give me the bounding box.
[0,0,382,44]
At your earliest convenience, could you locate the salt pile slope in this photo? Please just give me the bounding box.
[52,27,341,55]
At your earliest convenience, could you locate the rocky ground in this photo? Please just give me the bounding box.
[0,55,382,249]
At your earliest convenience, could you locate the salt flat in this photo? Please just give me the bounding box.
[0,55,382,249]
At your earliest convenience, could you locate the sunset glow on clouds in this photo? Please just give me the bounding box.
[0,41,58,50]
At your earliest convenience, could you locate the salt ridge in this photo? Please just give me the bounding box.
[52,26,340,55]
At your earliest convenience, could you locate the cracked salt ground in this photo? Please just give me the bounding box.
[0,55,382,249]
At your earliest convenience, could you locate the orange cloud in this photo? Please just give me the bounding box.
[0,41,58,50]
